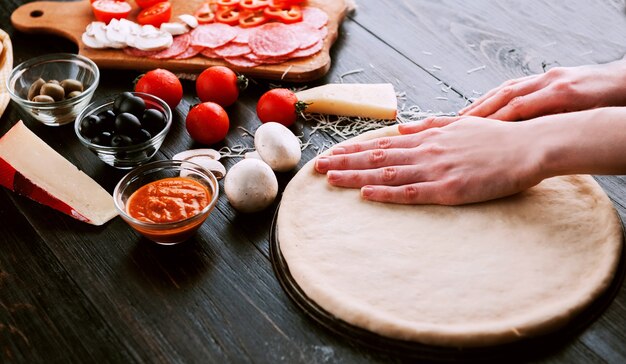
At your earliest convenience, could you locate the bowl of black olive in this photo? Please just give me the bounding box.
[7,53,99,126]
[74,92,172,169]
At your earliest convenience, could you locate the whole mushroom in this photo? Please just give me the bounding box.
[254,122,301,172]
[224,159,278,213]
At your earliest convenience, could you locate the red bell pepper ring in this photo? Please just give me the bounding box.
[216,7,240,26]
[194,3,216,24]
[217,0,240,6]
[239,0,270,11]
[264,4,302,23]
[239,10,268,28]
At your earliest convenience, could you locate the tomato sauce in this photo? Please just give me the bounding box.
[127,177,211,223]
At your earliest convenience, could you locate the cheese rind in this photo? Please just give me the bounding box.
[0,121,117,225]
[295,83,398,120]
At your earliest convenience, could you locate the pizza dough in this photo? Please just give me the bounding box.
[277,125,623,347]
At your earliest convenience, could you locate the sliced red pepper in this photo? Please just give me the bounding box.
[194,2,216,24]
[239,10,268,28]
[269,0,304,7]
[239,0,270,11]
[217,0,240,6]
[216,7,240,26]
[264,4,302,23]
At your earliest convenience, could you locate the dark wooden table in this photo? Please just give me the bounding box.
[2,1,626,363]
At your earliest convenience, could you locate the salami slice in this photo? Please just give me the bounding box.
[152,33,191,59]
[224,56,260,68]
[249,23,300,57]
[288,22,322,49]
[233,26,254,44]
[191,23,238,48]
[288,39,324,58]
[174,45,205,60]
[123,47,160,57]
[200,48,220,59]
[214,43,251,57]
[302,7,329,29]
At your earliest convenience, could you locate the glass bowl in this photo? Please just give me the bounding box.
[74,92,172,169]
[7,53,99,126]
[113,160,220,245]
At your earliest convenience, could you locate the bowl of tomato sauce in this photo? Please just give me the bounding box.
[113,160,219,245]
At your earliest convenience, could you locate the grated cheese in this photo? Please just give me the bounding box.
[280,65,293,80]
[422,51,433,55]
[466,65,486,74]
[338,68,364,83]
[219,145,254,158]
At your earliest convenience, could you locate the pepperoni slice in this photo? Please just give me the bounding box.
[288,39,324,58]
[249,23,300,57]
[152,33,191,59]
[287,22,323,49]
[225,56,260,68]
[191,23,238,48]
[214,43,251,57]
[123,47,160,57]
[174,45,205,60]
[302,7,329,29]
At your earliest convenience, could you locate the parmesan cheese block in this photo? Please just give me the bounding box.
[295,83,397,120]
[0,121,117,225]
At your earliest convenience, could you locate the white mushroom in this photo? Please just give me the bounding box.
[254,122,301,172]
[224,159,278,213]
[178,14,199,29]
[128,24,173,51]
[160,22,189,36]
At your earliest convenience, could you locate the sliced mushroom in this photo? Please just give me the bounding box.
[254,122,301,172]
[181,156,226,180]
[173,148,221,162]
[178,14,199,29]
[224,159,278,213]
[160,22,189,36]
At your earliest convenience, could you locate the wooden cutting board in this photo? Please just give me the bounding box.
[11,0,346,82]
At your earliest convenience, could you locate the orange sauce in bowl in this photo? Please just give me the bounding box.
[127,177,211,223]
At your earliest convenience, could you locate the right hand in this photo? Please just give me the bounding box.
[459,60,626,121]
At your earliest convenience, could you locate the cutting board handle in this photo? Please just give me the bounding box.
[11,1,90,45]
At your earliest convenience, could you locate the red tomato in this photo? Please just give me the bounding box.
[134,69,183,109]
[91,0,132,24]
[186,102,230,145]
[137,1,172,27]
[256,88,304,126]
[135,0,164,8]
[196,66,248,107]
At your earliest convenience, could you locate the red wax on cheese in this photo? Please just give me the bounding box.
[0,121,117,225]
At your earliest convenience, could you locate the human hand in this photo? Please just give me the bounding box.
[314,116,545,205]
[460,60,626,120]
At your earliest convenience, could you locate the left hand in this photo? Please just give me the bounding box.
[314,116,545,205]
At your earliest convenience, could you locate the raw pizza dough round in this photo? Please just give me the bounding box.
[277,125,623,347]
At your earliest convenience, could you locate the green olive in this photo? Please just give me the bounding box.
[67,90,82,98]
[32,94,56,103]
[60,79,84,96]
[40,83,65,102]
[27,78,45,101]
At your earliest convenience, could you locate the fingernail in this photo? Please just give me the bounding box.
[458,107,467,115]
[316,158,329,172]
[361,186,374,197]
[327,171,341,182]
[331,147,346,155]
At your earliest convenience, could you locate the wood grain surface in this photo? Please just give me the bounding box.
[10,0,346,82]
[1,0,626,363]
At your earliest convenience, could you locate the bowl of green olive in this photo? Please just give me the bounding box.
[6,53,99,126]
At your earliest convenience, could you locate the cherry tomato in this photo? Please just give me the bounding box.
[256,88,306,127]
[91,0,132,24]
[196,66,248,107]
[239,10,268,28]
[134,68,183,109]
[137,1,172,27]
[186,102,230,145]
[134,0,163,8]
[194,2,216,24]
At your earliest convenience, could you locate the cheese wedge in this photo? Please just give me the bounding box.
[0,121,117,225]
[295,83,398,120]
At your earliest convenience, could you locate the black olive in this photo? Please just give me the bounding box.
[91,131,113,146]
[115,112,142,136]
[96,109,116,131]
[113,92,135,113]
[110,134,133,147]
[117,95,146,118]
[80,114,100,138]
[141,108,166,135]
[133,129,152,144]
